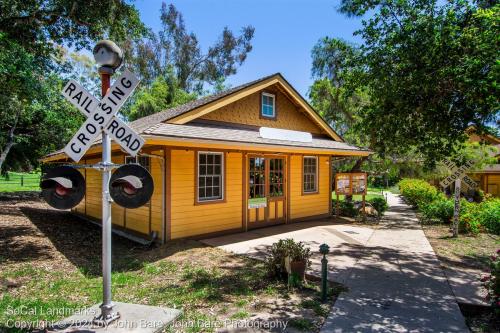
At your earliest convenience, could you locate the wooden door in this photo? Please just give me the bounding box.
[247,156,286,228]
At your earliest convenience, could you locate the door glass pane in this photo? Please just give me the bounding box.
[249,157,266,199]
[269,158,284,197]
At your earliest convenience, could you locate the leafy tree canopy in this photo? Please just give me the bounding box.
[313,0,499,167]
[127,69,196,121]
[0,0,146,172]
[0,0,146,63]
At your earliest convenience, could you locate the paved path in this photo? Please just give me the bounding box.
[321,193,468,332]
[202,218,376,284]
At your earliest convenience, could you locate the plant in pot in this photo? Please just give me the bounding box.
[288,241,312,281]
[265,239,312,281]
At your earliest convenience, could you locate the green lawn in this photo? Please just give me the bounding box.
[0,172,40,192]
[332,187,386,201]
[1,199,344,333]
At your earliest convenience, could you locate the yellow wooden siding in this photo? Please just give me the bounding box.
[170,150,242,239]
[486,174,500,197]
[200,86,324,134]
[289,155,330,219]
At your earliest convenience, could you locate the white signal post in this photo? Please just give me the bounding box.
[439,158,478,238]
[53,40,181,330]
[60,40,144,324]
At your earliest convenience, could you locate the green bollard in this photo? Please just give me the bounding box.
[319,243,330,302]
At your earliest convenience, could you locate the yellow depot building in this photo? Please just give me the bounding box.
[43,73,370,242]
[466,126,500,197]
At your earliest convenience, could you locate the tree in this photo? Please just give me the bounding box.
[124,3,255,93]
[334,0,499,166]
[0,0,145,62]
[127,70,196,121]
[0,1,146,172]
[310,38,369,143]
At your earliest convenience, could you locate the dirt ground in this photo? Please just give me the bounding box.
[422,223,500,332]
[0,198,342,333]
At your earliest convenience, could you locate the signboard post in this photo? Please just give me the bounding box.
[334,173,367,219]
[439,159,478,238]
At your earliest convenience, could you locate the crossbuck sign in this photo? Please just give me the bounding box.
[62,70,143,162]
[439,159,478,190]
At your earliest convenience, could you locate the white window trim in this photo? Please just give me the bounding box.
[197,151,225,202]
[303,156,318,193]
[261,92,276,118]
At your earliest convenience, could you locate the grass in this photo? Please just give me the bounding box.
[0,172,40,192]
[1,199,342,332]
[422,224,500,270]
[332,186,386,201]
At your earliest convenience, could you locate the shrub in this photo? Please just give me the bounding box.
[265,239,311,278]
[459,199,482,235]
[368,197,388,216]
[481,250,500,315]
[398,178,441,208]
[421,198,454,224]
[332,200,358,217]
[477,198,500,235]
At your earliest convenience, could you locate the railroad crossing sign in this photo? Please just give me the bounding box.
[62,70,143,162]
[439,159,478,190]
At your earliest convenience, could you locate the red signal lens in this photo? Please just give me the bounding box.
[122,182,138,195]
[55,184,70,197]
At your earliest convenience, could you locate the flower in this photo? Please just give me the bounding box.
[480,275,490,282]
[497,249,500,254]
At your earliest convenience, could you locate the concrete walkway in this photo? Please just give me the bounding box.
[321,193,468,332]
[202,193,469,332]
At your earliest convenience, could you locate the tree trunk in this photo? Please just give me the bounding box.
[0,111,19,172]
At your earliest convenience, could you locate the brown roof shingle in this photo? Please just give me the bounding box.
[144,122,368,153]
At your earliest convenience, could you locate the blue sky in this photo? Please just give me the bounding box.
[134,0,364,98]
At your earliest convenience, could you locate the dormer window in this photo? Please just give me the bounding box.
[261,92,276,119]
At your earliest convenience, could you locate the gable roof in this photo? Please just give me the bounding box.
[130,73,344,141]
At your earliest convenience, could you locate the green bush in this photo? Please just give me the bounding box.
[399,179,500,236]
[477,199,500,235]
[398,178,442,208]
[459,199,482,235]
[421,198,454,224]
[481,250,500,315]
[368,197,388,216]
[332,200,358,217]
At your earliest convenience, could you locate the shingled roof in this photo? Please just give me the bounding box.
[129,73,279,134]
[143,122,368,153]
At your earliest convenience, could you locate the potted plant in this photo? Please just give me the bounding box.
[265,239,312,281]
[289,241,311,281]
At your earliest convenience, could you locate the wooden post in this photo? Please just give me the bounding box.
[362,194,366,221]
[336,193,339,217]
[452,178,461,238]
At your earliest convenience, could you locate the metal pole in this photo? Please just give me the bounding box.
[95,67,119,324]
[452,178,461,238]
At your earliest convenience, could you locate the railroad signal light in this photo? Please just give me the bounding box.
[40,166,86,209]
[109,164,154,209]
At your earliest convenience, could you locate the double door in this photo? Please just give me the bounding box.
[247,155,287,228]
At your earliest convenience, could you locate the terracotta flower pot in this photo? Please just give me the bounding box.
[290,260,307,280]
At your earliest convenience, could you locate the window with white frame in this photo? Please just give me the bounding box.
[303,156,318,193]
[261,92,275,118]
[197,152,224,202]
